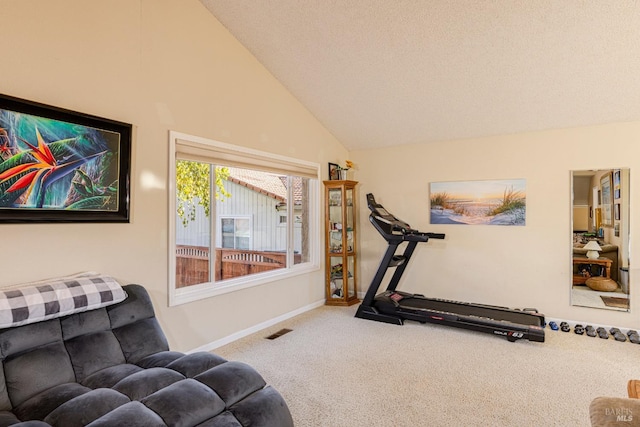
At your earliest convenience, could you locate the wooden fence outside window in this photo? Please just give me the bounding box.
[176,246,299,288]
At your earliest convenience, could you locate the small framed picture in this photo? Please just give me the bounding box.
[600,173,613,227]
[613,170,621,200]
[615,203,621,221]
[328,162,340,180]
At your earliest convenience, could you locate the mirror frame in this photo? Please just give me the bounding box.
[571,169,630,311]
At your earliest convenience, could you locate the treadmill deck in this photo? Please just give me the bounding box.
[388,292,544,327]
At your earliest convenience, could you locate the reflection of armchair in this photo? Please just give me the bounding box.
[573,243,619,281]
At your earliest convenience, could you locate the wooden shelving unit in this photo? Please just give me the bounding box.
[323,180,359,306]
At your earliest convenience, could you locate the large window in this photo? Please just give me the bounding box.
[169,131,320,306]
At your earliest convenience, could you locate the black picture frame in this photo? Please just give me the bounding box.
[615,203,621,221]
[0,94,131,223]
[328,162,340,180]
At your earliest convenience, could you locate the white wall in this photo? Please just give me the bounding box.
[352,123,640,329]
[0,0,348,351]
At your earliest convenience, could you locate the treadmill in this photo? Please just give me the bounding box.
[355,193,545,343]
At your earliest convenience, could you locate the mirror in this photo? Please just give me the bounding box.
[571,169,630,311]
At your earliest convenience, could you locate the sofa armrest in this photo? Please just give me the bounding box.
[11,422,51,426]
[590,397,640,426]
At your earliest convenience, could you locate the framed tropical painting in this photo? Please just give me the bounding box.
[0,94,131,222]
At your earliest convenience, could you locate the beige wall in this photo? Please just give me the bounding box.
[352,123,640,329]
[2,0,639,350]
[0,0,347,351]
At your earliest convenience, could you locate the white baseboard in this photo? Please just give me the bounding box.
[187,299,326,353]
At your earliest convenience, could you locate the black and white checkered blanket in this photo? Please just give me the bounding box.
[0,272,127,329]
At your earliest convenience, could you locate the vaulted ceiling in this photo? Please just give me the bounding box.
[201,1,640,150]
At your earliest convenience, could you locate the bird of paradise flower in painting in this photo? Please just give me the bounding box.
[0,110,120,211]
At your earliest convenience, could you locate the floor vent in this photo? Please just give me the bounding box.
[265,328,292,340]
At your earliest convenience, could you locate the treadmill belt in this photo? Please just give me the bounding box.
[398,298,542,326]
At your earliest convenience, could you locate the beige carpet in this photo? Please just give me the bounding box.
[215,305,640,426]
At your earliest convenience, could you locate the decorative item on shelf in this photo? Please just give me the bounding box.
[329,160,354,180]
[583,240,602,260]
[330,263,344,279]
[328,162,340,180]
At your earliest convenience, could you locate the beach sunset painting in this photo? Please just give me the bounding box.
[429,179,526,226]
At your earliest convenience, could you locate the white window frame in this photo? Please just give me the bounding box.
[218,215,252,249]
[168,131,321,306]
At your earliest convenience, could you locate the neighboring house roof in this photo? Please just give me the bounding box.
[225,167,302,204]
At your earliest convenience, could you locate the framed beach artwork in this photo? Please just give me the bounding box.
[429,179,526,226]
[0,94,132,222]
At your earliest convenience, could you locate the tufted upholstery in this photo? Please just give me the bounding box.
[0,284,293,427]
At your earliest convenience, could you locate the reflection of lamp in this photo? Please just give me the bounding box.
[583,240,602,260]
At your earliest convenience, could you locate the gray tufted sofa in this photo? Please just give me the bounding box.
[0,284,293,426]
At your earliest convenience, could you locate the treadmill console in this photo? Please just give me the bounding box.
[366,193,415,235]
[366,193,445,241]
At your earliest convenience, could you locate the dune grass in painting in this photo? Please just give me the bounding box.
[429,179,526,226]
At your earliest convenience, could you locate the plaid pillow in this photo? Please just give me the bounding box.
[0,272,127,329]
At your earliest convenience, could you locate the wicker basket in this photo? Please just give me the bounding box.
[585,276,618,292]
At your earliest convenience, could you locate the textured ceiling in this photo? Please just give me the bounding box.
[201,1,640,150]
